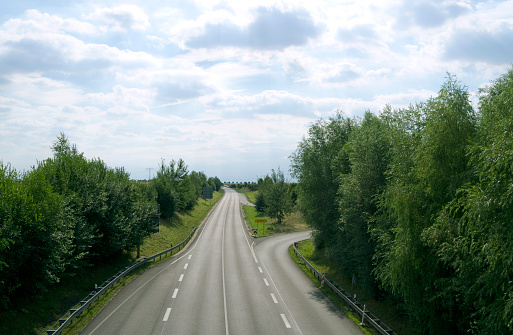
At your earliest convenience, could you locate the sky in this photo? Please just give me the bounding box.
[1,1,512,182]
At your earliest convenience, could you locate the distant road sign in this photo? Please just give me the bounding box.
[252,228,258,235]
[202,187,214,199]
[255,219,267,223]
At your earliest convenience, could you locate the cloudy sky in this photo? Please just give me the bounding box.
[1,1,512,182]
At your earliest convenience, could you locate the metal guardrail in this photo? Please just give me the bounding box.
[292,241,397,335]
[46,226,197,335]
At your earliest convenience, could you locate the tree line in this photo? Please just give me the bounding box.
[290,68,513,334]
[0,134,221,310]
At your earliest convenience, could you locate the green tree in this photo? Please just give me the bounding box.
[290,113,354,248]
[336,111,390,294]
[255,192,266,214]
[260,168,291,224]
[39,134,157,262]
[428,68,513,334]
[375,75,476,333]
[153,159,188,218]
[208,176,222,192]
[0,162,71,308]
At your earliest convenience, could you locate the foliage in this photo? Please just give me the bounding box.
[374,75,476,333]
[38,134,159,264]
[0,162,71,308]
[208,176,223,192]
[290,112,355,248]
[153,159,187,218]
[424,68,513,334]
[255,191,266,214]
[152,160,218,216]
[258,168,291,224]
[290,69,513,333]
[335,111,390,295]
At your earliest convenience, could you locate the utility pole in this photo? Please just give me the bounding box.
[146,168,155,181]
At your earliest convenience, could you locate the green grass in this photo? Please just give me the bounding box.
[237,188,308,237]
[135,192,223,258]
[234,187,256,203]
[290,239,418,335]
[0,190,223,335]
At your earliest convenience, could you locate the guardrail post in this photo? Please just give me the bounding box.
[360,304,366,326]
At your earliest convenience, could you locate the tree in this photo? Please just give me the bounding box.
[208,176,222,192]
[0,162,72,308]
[290,113,354,248]
[427,68,513,334]
[255,192,266,214]
[336,111,390,294]
[374,75,476,333]
[260,168,291,224]
[153,159,188,218]
[39,134,158,262]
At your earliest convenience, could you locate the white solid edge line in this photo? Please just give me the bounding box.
[250,242,258,263]
[163,308,171,322]
[281,314,292,328]
[236,194,258,263]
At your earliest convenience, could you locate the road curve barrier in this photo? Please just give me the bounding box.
[292,241,397,335]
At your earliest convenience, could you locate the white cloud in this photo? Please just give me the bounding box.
[87,5,149,32]
[186,6,321,50]
[393,0,471,29]
[85,85,156,109]
[1,9,96,36]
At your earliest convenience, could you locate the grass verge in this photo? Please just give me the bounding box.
[234,187,256,203]
[0,190,223,335]
[236,188,308,237]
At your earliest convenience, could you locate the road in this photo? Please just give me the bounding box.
[81,188,362,335]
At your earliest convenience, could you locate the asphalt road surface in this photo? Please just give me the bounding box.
[81,188,362,335]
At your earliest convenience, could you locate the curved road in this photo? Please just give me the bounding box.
[81,188,362,335]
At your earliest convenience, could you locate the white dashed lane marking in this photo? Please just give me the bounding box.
[281,314,292,328]
[163,308,171,322]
